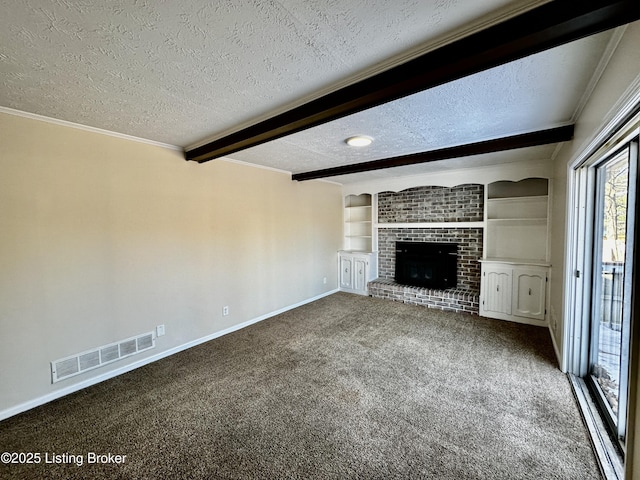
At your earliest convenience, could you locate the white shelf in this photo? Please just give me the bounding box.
[481,257,551,267]
[481,179,551,326]
[487,218,547,226]
[487,195,548,220]
[377,221,485,229]
[344,194,373,251]
[487,195,547,203]
[345,196,372,208]
[485,179,550,263]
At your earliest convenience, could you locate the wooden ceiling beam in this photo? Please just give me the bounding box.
[186,0,639,164]
[291,125,575,181]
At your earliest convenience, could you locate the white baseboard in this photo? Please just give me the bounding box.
[0,289,339,422]
[548,323,565,372]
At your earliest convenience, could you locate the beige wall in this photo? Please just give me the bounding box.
[548,22,640,479]
[549,21,640,363]
[0,112,343,414]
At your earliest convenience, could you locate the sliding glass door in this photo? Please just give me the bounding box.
[588,140,637,445]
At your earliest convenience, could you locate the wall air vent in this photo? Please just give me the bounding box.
[51,331,155,383]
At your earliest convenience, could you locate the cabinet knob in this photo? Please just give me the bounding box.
[497,285,499,292]
[528,288,532,295]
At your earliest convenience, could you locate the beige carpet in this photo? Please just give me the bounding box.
[0,293,600,479]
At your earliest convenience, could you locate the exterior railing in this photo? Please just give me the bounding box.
[601,262,624,331]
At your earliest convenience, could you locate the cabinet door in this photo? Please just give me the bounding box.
[340,256,353,289]
[513,269,546,320]
[483,267,512,315]
[353,258,368,292]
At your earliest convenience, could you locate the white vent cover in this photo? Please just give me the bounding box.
[51,331,155,383]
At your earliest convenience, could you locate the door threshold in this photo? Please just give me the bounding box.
[569,374,624,480]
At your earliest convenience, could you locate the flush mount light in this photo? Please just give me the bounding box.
[345,135,373,147]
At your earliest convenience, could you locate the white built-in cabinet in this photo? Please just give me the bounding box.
[482,265,513,316]
[512,268,547,320]
[339,251,377,295]
[340,194,377,295]
[480,178,550,326]
[480,262,548,325]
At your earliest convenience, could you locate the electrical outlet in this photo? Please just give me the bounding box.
[223,306,229,316]
[156,325,165,337]
[323,277,327,284]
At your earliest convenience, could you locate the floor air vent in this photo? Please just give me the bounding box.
[51,331,155,383]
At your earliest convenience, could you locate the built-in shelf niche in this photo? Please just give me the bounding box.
[484,178,550,263]
[344,194,373,252]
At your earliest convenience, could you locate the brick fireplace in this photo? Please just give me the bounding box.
[368,184,483,314]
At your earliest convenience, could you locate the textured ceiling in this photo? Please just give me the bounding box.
[230,32,613,177]
[0,0,621,184]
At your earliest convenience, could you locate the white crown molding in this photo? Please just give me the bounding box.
[550,142,565,162]
[571,25,628,124]
[0,105,347,183]
[313,178,344,186]
[0,106,184,152]
[217,156,292,175]
[570,71,640,169]
[218,156,343,186]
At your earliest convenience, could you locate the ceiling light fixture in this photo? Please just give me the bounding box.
[345,136,373,147]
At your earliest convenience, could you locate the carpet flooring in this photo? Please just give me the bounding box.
[0,293,600,479]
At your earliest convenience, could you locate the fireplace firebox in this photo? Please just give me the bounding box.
[395,241,457,289]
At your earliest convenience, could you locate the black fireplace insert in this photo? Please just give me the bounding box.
[395,241,457,289]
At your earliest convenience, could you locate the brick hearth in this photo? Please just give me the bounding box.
[368,278,479,315]
[370,185,483,314]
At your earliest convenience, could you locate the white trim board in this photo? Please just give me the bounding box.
[377,222,485,229]
[549,323,563,372]
[561,78,640,374]
[0,106,345,184]
[218,157,344,185]
[342,159,553,196]
[571,71,640,170]
[0,289,339,422]
[0,106,184,152]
